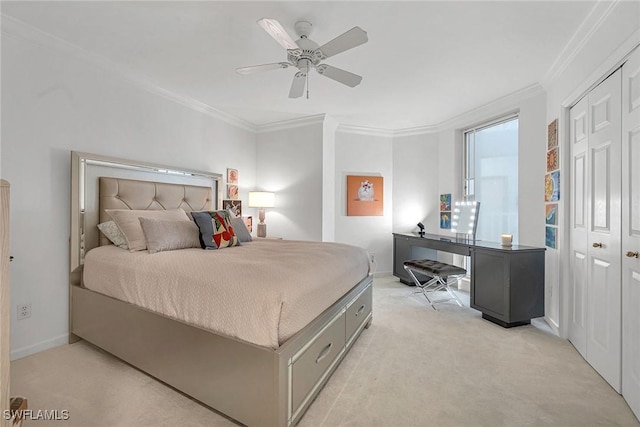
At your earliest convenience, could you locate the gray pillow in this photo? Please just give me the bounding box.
[138,218,201,254]
[97,221,129,249]
[230,217,252,243]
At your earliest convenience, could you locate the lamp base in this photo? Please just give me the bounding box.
[257,223,267,238]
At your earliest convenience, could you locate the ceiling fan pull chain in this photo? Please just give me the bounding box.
[306,72,309,99]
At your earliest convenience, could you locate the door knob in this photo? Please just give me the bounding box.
[592,242,603,248]
[627,251,639,258]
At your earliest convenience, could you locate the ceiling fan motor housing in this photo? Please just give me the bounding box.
[287,36,322,72]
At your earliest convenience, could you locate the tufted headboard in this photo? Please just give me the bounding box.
[98,177,213,246]
[70,151,222,287]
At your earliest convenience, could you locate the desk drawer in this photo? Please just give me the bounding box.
[291,312,345,414]
[346,285,372,344]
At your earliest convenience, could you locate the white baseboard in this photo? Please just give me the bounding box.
[544,316,560,336]
[10,333,69,361]
[373,271,392,278]
[458,277,471,292]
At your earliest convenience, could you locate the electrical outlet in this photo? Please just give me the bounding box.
[370,253,376,264]
[17,304,31,320]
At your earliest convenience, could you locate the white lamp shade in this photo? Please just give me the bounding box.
[248,191,275,208]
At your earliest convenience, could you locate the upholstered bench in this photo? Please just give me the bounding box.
[403,259,466,310]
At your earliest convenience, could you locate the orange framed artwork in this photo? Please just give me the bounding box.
[347,175,384,216]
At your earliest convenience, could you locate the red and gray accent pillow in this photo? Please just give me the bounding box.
[191,210,240,249]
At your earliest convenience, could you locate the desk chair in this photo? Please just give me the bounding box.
[403,259,466,310]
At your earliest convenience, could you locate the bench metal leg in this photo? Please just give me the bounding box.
[404,265,464,310]
[405,267,436,309]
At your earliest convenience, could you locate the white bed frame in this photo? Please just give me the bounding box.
[69,152,373,426]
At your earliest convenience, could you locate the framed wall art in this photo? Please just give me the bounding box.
[242,216,252,233]
[545,203,558,225]
[346,175,383,216]
[223,199,242,217]
[227,168,238,184]
[440,194,451,211]
[545,171,560,202]
[440,212,451,229]
[547,147,558,172]
[227,184,239,200]
[545,226,557,249]
[548,119,558,150]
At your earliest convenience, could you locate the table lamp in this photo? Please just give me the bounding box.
[248,191,275,237]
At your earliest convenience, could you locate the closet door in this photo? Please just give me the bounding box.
[569,69,622,393]
[587,68,622,393]
[622,48,640,420]
[569,96,589,359]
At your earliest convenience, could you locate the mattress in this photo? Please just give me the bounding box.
[82,239,370,349]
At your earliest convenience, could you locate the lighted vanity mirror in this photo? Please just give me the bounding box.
[451,201,480,239]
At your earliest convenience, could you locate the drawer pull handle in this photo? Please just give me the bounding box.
[626,251,639,258]
[355,304,366,316]
[316,342,333,364]
[592,242,603,248]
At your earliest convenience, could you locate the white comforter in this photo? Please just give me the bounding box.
[83,239,370,349]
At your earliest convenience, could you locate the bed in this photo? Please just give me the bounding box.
[69,151,373,427]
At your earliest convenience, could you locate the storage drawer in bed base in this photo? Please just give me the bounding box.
[71,275,373,427]
[287,283,373,425]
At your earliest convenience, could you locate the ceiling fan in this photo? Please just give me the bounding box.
[237,19,368,98]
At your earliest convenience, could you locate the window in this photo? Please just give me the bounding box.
[463,116,519,243]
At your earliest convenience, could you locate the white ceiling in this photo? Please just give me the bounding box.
[2,1,597,130]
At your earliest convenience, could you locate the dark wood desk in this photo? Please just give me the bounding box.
[393,232,545,327]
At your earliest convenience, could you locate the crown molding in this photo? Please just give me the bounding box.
[437,83,545,131]
[336,124,395,138]
[392,124,439,137]
[254,114,326,133]
[541,0,620,89]
[336,84,544,138]
[562,35,640,108]
[1,14,257,133]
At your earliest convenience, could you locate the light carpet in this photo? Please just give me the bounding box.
[10,277,639,426]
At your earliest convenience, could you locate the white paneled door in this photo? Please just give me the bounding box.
[587,69,622,393]
[569,68,622,393]
[622,47,640,420]
[570,95,589,359]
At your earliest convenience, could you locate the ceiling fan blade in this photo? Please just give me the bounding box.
[289,72,306,98]
[316,65,362,88]
[315,27,368,59]
[236,62,290,75]
[257,18,299,50]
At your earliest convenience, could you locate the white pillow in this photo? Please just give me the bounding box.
[97,221,129,249]
[106,208,190,252]
[139,218,201,254]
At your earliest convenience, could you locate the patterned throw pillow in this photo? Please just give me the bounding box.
[191,210,240,249]
[97,221,129,249]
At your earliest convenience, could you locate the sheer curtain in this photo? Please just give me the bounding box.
[464,117,518,243]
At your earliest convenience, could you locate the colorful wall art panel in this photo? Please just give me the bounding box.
[545,171,560,202]
[545,203,558,225]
